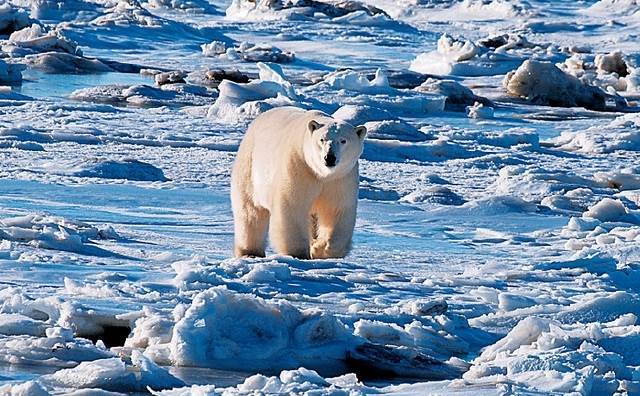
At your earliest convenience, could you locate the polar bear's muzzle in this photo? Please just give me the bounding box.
[324,151,337,167]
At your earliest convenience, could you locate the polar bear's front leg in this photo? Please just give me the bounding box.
[269,180,320,259]
[310,172,358,259]
[270,205,312,259]
[310,204,356,259]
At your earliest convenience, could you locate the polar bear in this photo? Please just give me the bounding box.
[231,106,367,259]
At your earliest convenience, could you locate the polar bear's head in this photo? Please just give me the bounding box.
[304,118,367,179]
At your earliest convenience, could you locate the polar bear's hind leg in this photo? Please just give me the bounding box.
[233,199,269,258]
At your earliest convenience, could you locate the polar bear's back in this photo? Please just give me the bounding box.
[246,106,328,144]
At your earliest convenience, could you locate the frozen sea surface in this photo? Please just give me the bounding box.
[1,0,640,394]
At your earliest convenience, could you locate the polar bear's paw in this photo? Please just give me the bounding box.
[310,239,330,259]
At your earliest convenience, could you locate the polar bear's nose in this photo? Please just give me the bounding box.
[324,152,337,167]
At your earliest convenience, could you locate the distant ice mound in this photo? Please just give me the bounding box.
[207,62,307,122]
[410,33,553,77]
[552,113,640,154]
[225,0,394,26]
[333,104,427,142]
[39,352,184,392]
[307,68,445,118]
[0,214,118,253]
[0,59,25,84]
[0,2,31,34]
[153,368,372,395]
[5,24,80,56]
[464,314,640,394]
[204,41,296,64]
[415,78,492,111]
[8,0,102,21]
[503,60,627,111]
[436,0,533,21]
[585,0,640,17]
[466,101,494,119]
[400,186,465,205]
[59,158,169,181]
[561,51,640,93]
[71,83,215,107]
[92,0,164,27]
[144,0,218,13]
[3,24,115,73]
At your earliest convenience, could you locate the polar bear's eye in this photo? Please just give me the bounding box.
[340,139,347,144]
[320,138,325,143]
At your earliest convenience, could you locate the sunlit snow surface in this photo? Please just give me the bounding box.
[1,0,640,394]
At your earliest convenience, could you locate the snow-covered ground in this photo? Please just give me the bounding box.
[1,0,640,394]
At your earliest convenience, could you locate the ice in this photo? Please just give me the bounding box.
[464,314,640,394]
[47,158,169,181]
[0,59,25,84]
[167,288,356,372]
[307,69,446,117]
[91,0,165,27]
[226,0,392,25]
[0,313,47,336]
[322,68,394,94]
[400,186,465,205]
[0,2,31,34]
[584,198,630,223]
[596,51,630,78]
[416,78,492,112]
[586,0,640,17]
[2,0,640,393]
[24,52,113,73]
[0,325,113,367]
[560,51,639,93]
[70,83,215,107]
[0,214,119,253]
[145,0,217,12]
[504,60,627,111]
[222,41,295,63]
[0,381,49,396]
[200,40,226,57]
[40,351,184,392]
[153,367,372,395]
[466,101,494,119]
[207,62,302,121]
[5,24,80,56]
[409,33,546,77]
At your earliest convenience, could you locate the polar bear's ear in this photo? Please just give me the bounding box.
[354,125,367,140]
[308,120,322,133]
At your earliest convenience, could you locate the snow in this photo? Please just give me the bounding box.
[504,60,626,111]
[409,33,552,77]
[167,288,356,373]
[225,0,392,25]
[223,41,296,63]
[0,2,31,34]
[1,0,640,394]
[0,59,24,84]
[5,24,81,56]
[207,62,302,121]
[41,351,184,392]
[466,101,494,119]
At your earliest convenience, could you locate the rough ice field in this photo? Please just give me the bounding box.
[1,0,640,394]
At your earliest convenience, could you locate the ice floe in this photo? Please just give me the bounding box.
[504,60,627,111]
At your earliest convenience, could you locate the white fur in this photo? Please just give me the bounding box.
[231,106,366,259]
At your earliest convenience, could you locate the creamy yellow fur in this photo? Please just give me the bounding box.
[231,106,366,259]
